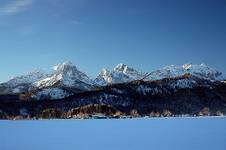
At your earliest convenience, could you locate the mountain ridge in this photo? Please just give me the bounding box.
[0,61,225,100]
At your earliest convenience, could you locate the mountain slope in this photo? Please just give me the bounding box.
[0,70,49,94]
[0,62,94,99]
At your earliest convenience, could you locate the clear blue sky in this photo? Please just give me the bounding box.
[0,0,226,82]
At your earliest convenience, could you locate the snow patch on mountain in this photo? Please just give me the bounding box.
[33,88,71,100]
[33,74,63,89]
[136,78,197,96]
[137,86,162,95]
[169,78,197,89]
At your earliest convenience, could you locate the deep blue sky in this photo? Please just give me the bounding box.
[0,0,226,82]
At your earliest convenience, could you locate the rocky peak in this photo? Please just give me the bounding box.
[114,63,128,73]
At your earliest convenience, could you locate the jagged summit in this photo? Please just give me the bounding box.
[99,69,112,83]
[114,63,128,73]
[34,61,93,89]
[53,61,75,72]
[95,63,144,85]
[114,63,140,75]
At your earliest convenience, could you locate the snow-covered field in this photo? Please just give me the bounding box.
[0,117,226,150]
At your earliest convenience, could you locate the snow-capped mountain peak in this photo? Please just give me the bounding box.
[53,61,75,71]
[34,61,93,88]
[94,69,112,85]
[147,63,223,81]
[114,63,128,73]
[0,61,94,99]
[100,69,112,83]
[113,63,140,75]
[95,63,144,85]
[54,61,86,78]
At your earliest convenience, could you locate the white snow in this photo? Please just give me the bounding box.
[33,88,71,100]
[136,78,197,95]
[52,61,93,86]
[137,86,162,95]
[34,74,63,89]
[169,78,197,89]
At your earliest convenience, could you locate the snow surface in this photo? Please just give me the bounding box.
[0,118,226,150]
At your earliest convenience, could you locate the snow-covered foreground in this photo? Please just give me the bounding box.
[0,117,226,150]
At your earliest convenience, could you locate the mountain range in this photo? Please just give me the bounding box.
[0,61,225,119]
[0,61,224,100]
